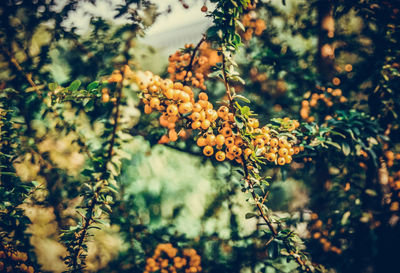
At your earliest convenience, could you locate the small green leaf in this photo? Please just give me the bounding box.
[69,80,81,91]
[245,212,258,219]
[87,81,99,92]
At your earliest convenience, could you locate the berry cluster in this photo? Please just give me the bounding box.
[140,74,194,143]
[139,73,301,166]
[300,86,348,122]
[309,213,342,255]
[167,42,220,90]
[384,148,400,213]
[0,248,34,273]
[144,243,201,273]
[239,10,266,41]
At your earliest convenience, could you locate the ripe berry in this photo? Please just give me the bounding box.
[277,157,286,165]
[201,5,208,12]
[270,138,279,147]
[169,129,178,141]
[201,119,211,130]
[144,104,152,114]
[203,145,214,156]
[216,134,225,146]
[179,102,193,114]
[167,104,178,116]
[215,151,225,161]
[198,92,208,101]
[150,97,160,108]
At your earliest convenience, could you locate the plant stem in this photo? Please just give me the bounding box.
[182,36,206,86]
[70,71,124,272]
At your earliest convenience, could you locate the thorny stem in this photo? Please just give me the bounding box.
[221,55,311,271]
[182,35,206,86]
[70,70,124,272]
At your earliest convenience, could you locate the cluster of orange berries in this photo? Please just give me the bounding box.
[240,10,266,41]
[140,74,194,143]
[245,117,301,165]
[300,86,348,122]
[0,248,34,273]
[384,148,400,212]
[384,149,400,168]
[249,67,287,95]
[139,73,302,165]
[144,243,201,273]
[167,42,220,90]
[309,214,342,255]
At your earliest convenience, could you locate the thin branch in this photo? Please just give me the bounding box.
[70,70,124,272]
[221,53,233,102]
[1,46,42,99]
[221,53,310,271]
[182,35,206,86]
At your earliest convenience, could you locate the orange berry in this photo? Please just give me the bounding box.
[174,82,183,89]
[199,92,208,100]
[220,127,233,137]
[226,152,235,160]
[169,129,178,142]
[248,118,259,128]
[159,135,170,144]
[150,97,160,108]
[201,5,208,12]
[192,121,201,129]
[201,119,211,130]
[179,102,193,114]
[277,157,286,165]
[235,137,244,146]
[278,148,288,157]
[179,92,191,102]
[165,88,175,99]
[206,134,216,146]
[285,155,292,163]
[244,148,252,158]
[225,137,235,147]
[102,93,110,103]
[144,104,152,114]
[203,145,214,156]
[270,138,278,147]
[167,104,178,116]
[193,103,202,112]
[149,84,158,93]
[215,151,225,161]
[191,112,201,121]
[198,100,208,109]
[278,137,288,147]
[266,153,277,162]
[216,134,225,146]
[254,137,264,147]
[167,122,176,129]
[197,137,207,147]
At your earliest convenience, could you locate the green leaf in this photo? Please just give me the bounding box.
[234,94,250,103]
[245,212,258,219]
[69,80,81,91]
[87,81,99,92]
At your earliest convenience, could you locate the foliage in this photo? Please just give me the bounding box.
[0,0,399,273]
